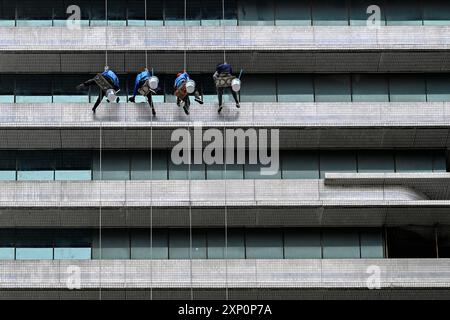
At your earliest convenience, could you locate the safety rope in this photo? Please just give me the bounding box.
[222,0,226,63]
[222,0,229,300]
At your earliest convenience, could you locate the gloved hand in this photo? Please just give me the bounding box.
[128,96,136,103]
[76,84,85,90]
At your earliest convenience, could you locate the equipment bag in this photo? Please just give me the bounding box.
[175,82,188,100]
[215,73,236,88]
[138,80,156,96]
[94,74,114,91]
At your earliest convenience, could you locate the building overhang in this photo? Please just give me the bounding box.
[1,26,450,73]
[1,102,450,149]
[0,179,449,227]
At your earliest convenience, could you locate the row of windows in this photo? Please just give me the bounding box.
[1,226,449,260]
[1,0,449,26]
[0,228,385,260]
[2,74,450,104]
[0,150,445,181]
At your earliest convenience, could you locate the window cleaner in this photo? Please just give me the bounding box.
[174,71,203,115]
[214,62,241,114]
[77,66,121,113]
[128,68,158,117]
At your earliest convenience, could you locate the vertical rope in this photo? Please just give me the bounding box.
[222,0,229,300]
[222,0,226,63]
[184,0,187,70]
[183,0,193,300]
[105,0,108,67]
[99,125,102,300]
[145,0,148,69]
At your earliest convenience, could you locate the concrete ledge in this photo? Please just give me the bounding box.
[325,173,450,200]
[0,259,449,289]
[1,26,450,51]
[0,180,449,227]
[1,102,450,149]
[1,102,450,128]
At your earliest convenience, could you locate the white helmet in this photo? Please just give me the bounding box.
[106,89,117,102]
[186,80,196,94]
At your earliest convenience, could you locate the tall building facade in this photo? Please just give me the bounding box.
[0,0,449,299]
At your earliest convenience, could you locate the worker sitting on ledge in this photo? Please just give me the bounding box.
[128,68,157,117]
[174,71,203,115]
[213,62,240,114]
[77,66,121,113]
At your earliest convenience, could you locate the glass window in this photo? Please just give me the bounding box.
[386,0,422,26]
[0,151,16,180]
[90,1,106,25]
[360,229,384,258]
[169,152,205,180]
[201,0,237,26]
[92,229,130,259]
[55,151,92,181]
[0,75,14,103]
[389,76,427,102]
[207,229,245,259]
[433,152,447,172]
[206,164,244,180]
[165,0,201,26]
[238,0,274,26]
[246,229,283,259]
[0,229,15,260]
[395,151,433,172]
[16,0,52,26]
[107,0,127,26]
[15,75,53,104]
[0,248,14,259]
[244,162,281,179]
[15,229,54,260]
[16,248,53,260]
[322,230,360,259]
[357,151,395,173]
[0,0,16,26]
[169,229,190,259]
[352,74,389,102]
[320,151,357,178]
[131,151,168,180]
[54,248,91,259]
[284,229,321,259]
[93,151,130,180]
[275,0,311,26]
[53,75,89,103]
[314,75,351,102]
[17,151,55,180]
[282,151,319,179]
[312,0,348,26]
[54,229,92,259]
[240,75,277,103]
[277,75,314,102]
[423,1,450,26]
[427,75,450,102]
[388,227,436,258]
[438,227,450,258]
[350,0,386,26]
[131,229,169,259]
